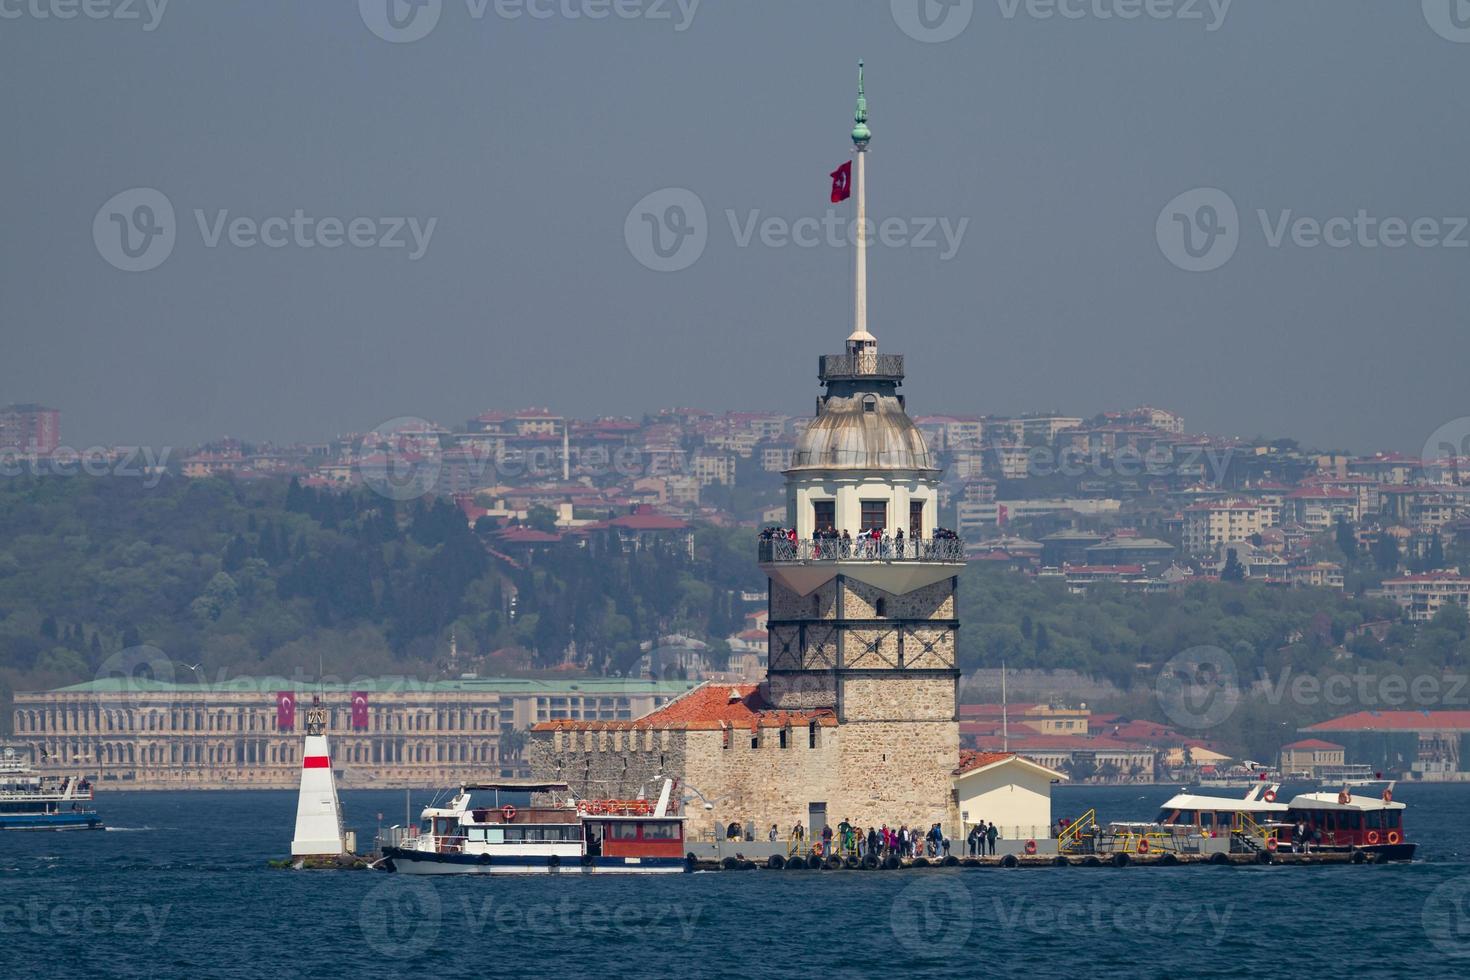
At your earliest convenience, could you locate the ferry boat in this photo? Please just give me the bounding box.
[0,753,103,831]
[381,778,690,875]
[1073,782,1414,861]
[1284,786,1414,861]
[1312,764,1393,792]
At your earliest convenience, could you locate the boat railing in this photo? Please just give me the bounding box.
[1234,814,1278,854]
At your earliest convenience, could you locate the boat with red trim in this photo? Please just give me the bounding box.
[381,778,690,875]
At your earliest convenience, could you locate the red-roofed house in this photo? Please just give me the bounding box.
[953,751,1066,844]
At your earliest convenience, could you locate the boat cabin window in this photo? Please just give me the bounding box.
[503,825,578,842]
[1365,810,1382,829]
[642,821,680,840]
[610,822,640,840]
[1199,811,1216,829]
[1386,810,1401,829]
[1174,809,1196,825]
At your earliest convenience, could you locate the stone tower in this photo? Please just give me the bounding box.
[758,62,963,828]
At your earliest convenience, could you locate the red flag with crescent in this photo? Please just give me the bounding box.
[830,161,852,203]
[276,691,295,731]
[352,691,370,730]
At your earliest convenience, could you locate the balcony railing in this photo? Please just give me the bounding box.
[758,536,966,564]
[818,354,905,382]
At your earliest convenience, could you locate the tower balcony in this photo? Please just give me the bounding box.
[818,353,904,383]
[758,533,965,597]
[758,535,965,565]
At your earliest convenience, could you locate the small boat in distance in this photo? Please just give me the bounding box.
[1194,759,1281,789]
[381,778,690,875]
[0,749,104,831]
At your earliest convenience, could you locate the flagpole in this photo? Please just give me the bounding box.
[851,60,870,341]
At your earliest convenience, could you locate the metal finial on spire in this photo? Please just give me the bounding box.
[852,59,870,147]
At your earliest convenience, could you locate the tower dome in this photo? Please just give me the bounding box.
[788,390,935,472]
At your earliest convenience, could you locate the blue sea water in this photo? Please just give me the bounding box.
[5,783,1470,979]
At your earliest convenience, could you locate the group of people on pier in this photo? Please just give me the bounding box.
[772,819,961,860]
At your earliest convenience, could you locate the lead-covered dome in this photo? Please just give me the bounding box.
[787,392,936,472]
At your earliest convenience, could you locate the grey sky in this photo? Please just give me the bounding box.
[2,0,1466,454]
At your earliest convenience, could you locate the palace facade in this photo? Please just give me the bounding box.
[10,676,693,789]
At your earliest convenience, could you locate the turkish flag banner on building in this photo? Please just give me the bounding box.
[276,691,295,731]
[830,161,852,203]
[352,691,370,730]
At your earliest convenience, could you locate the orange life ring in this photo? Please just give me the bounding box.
[1381,787,1392,803]
[1366,830,1380,845]
[1266,837,1278,852]
[1137,838,1150,854]
[1024,839,1037,855]
[501,804,517,822]
[812,842,823,857]
[1262,789,1276,803]
[1387,831,1401,845]
[1337,789,1351,805]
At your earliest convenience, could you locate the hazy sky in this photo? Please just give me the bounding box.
[2,0,1467,454]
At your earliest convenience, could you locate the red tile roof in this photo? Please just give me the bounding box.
[954,750,1016,775]
[1305,710,1470,732]
[531,682,836,733]
[1282,738,1345,751]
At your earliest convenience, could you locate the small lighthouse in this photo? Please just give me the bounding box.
[290,695,347,857]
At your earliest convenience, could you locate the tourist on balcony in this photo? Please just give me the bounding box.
[840,529,852,557]
[894,527,905,557]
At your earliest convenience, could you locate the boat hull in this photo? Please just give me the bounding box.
[0,812,105,831]
[383,848,689,875]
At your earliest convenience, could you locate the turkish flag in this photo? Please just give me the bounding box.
[352,691,370,730]
[830,161,852,203]
[276,692,295,731]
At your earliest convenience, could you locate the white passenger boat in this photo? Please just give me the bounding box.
[381,778,690,875]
